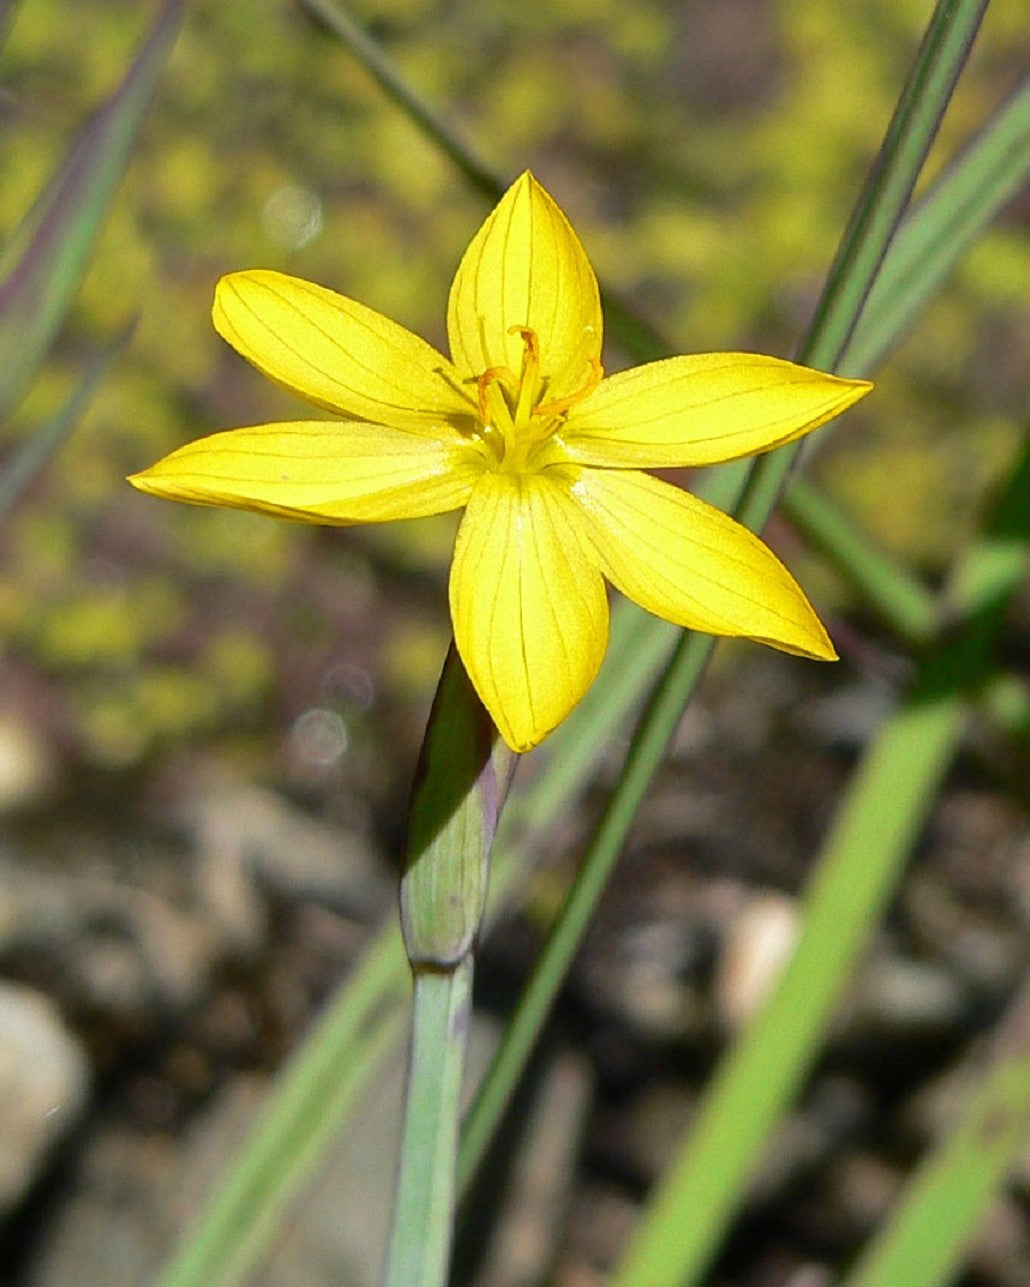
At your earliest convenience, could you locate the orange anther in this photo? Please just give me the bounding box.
[477,366,517,423]
[534,358,604,419]
[507,325,540,362]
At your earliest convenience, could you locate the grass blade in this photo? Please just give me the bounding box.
[614,694,967,1287]
[156,1,1015,1276]
[783,476,938,647]
[844,980,1030,1287]
[0,0,182,418]
[613,426,1030,1285]
[843,75,1030,376]
[0,321,134,524]
[459,0,991,1201]
[157,929,409,1287]
[799,0,990,373]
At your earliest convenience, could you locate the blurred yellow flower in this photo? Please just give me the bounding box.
[131,172,870,752]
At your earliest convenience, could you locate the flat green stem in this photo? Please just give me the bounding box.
[385,961,474,1287]
[300,0,498,200]
[461,0,990,1200]
[298,0,670,363]
[613,426,1030,1284]
[843,73,1030,376]
[783,475,938,647]
[844,978,1030,1287]
[157,929,409,1287]
[799,0,990,373]
[612,692,966,1286]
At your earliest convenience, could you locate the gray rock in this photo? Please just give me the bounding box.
[0,981,90,1212]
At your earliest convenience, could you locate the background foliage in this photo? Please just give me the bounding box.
[0,1,1026,1283]
[1,0,1024,768]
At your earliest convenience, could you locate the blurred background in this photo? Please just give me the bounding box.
[0,0,1026,1282]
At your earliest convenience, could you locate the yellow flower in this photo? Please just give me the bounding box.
[130,172,870,753]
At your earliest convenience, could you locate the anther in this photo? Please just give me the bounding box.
[508,325,540,363]
[477,366,517,424]
[534,358,604,418]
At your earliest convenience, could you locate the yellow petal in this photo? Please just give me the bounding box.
[129,421,486,524]
[564,465,836,659]
[449,472,609,752]
[213,271,475,437]
[446,172,603,402]
[557,354,871,468]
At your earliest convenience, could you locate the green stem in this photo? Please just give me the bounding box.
[385,961,474,1287]
[298,0,671,365]
[612,691,966,1287]
[612,427,1030,1286]
[300,0,498,198]
[800,0,991,373]
[843,978,1030,1287]
[387,645,516,1281]
[458,0,990,1205]
[783,475,938,647]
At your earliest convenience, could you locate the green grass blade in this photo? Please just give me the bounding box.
[798,0,990,373]
[844,980,1030,1287]
[157,928,409,1287]
[783,476,938,647]
[614,694,966,1287]
[844,75,1030,376]
[0,0,182,419]
[459,0,990,1199]
[0,0,19,57]
[782,72,1030,647]
[297,0,670,363]
[0,320,133,524]
[300,0,497,200]
[613,427,1030,1285]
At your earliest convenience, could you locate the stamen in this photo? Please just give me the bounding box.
[508,325,540,364]
[534,358,604,418]
[477,366,518,424]
[508,326,542,430]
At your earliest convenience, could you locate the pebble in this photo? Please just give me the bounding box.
[0,981,90,1213]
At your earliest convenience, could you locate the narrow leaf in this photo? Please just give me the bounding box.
[844,981,1030,1287]
[612,427,1030,1286]
[844,75,1030,375]
[0,320,134,524]
[0,0,182,418]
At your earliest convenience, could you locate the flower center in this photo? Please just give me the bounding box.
[475,326,602,472]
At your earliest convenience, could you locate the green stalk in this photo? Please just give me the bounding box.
[614,425,1030,1286]
[385,961,474,1287]
[612,692,966,1286]
[844,979,1030,1287]
[459,0,990,1199]
[783,475,938,647]
[799,0,991,374]
[300,0,498,200]
[842,74,1030,376]
[0,322,133,524]
[151,598,671,1287]
[297,0,669,364]
[385,646,517,1286]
